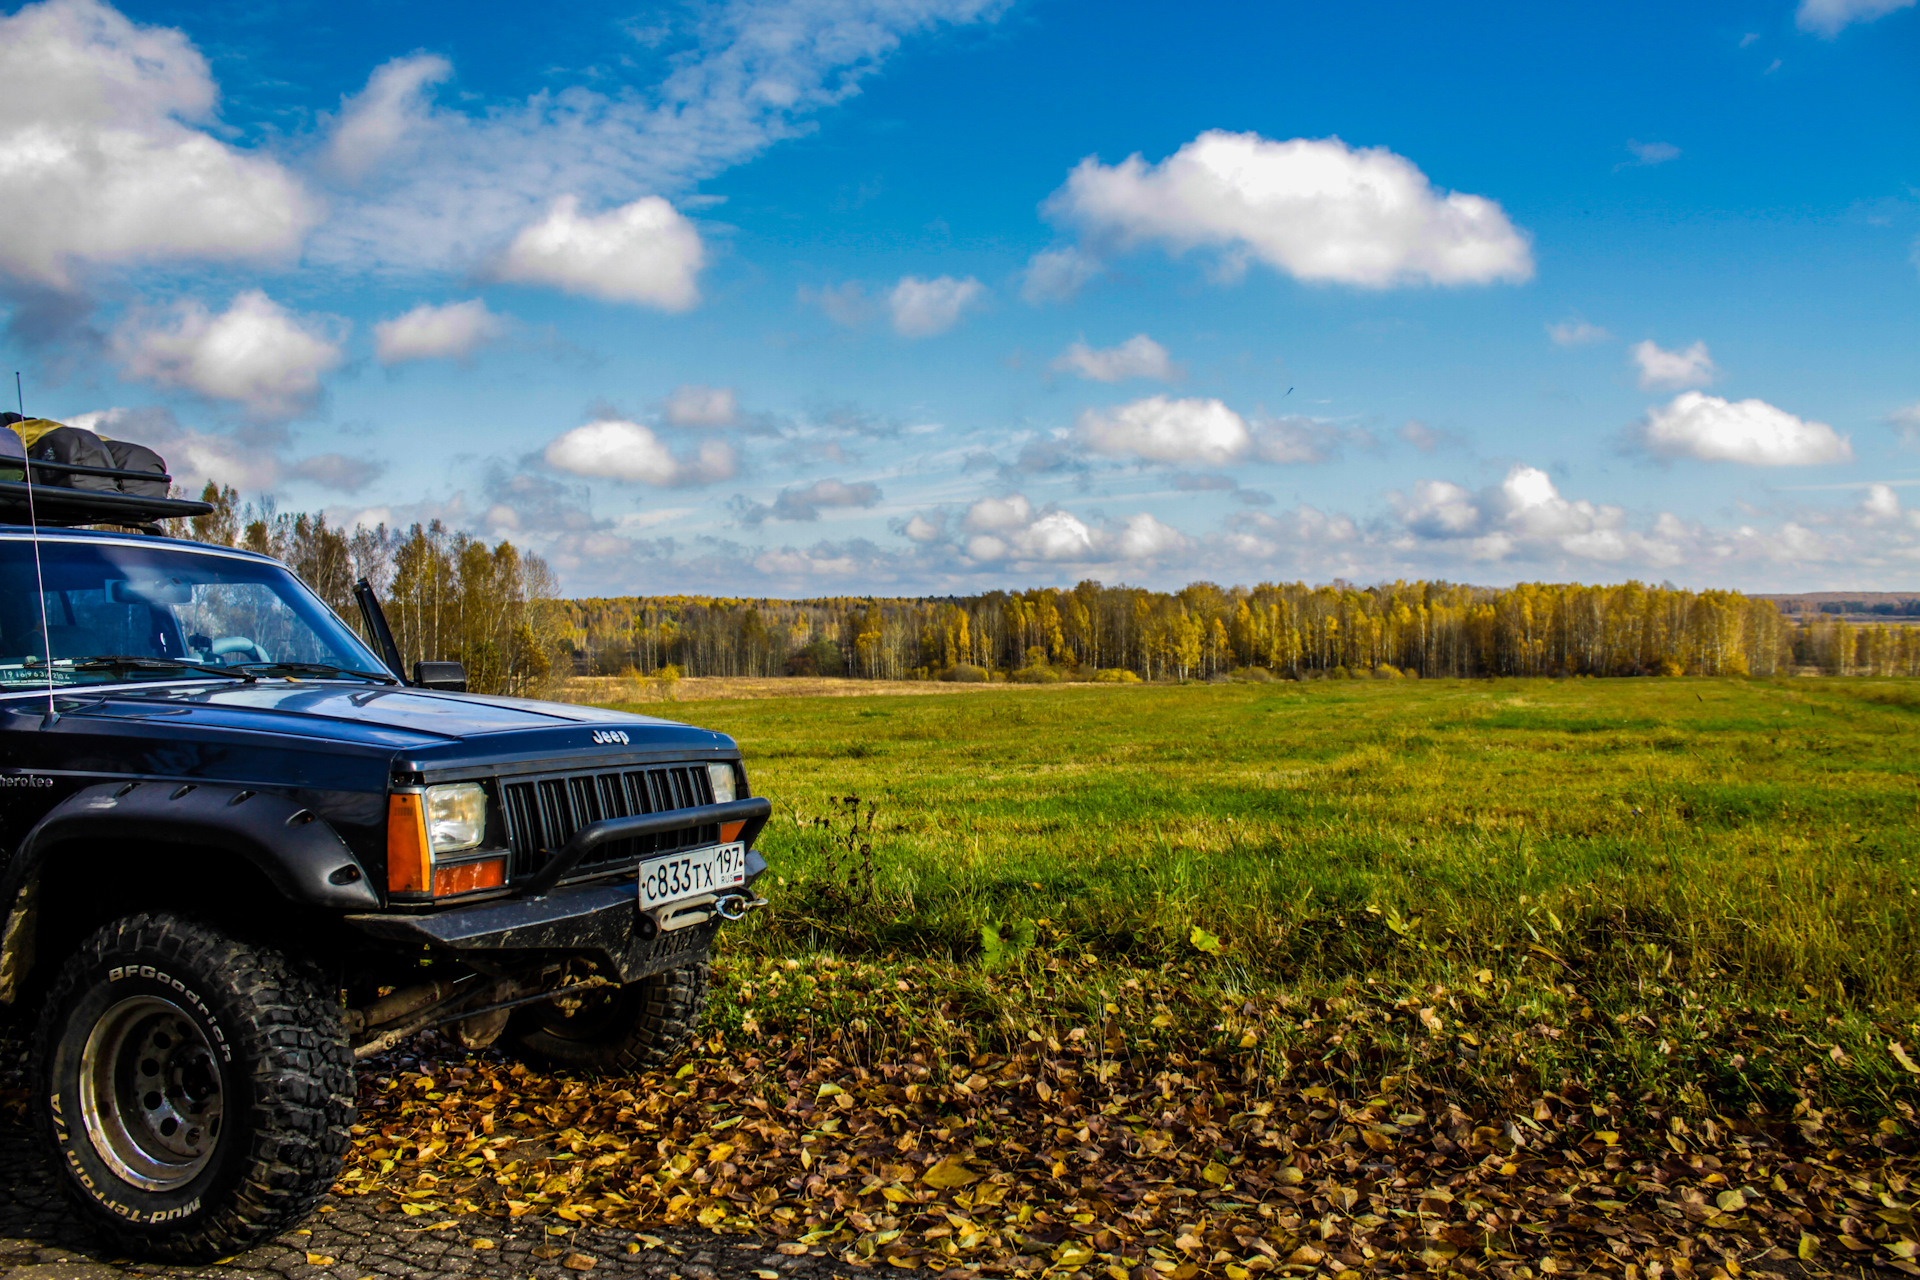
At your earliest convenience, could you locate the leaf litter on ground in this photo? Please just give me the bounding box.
[338,954,1920,1279]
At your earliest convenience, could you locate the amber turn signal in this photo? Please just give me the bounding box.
[387,793,432,894]
[433,856,506,897]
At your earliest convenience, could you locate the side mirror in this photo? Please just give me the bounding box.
[412,661,467,692]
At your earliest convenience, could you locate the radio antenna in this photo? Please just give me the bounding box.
[14,374,56,725]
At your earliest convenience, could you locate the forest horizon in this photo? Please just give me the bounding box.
[179,487,1920,692]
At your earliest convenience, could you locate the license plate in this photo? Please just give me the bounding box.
[639,842,747,910]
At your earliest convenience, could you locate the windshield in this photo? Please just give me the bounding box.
[0,536,389,689]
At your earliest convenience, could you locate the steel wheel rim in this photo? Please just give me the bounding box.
[79,995,226,1192]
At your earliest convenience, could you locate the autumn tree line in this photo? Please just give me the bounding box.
[561,579,1920,683]
[175,486,1920,691]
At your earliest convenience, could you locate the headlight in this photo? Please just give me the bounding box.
[707,762,739,804]
[425,782,487,852]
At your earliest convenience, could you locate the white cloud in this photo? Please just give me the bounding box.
[1631,339,1718,391]
[1044,130,1532,289]
[965,493,1034,532]
[493,195,704,310]
[1075,396,1250,465]
[887,275,985,337]
[1112,512,1188,560]
[902,513,944,542]
[1391,464,1662,565]
[544,419,737,486]
[664,384,738,428]
[1864,483,1901,519]
[1547,318,1611,347]
[1010,510,1096,560]
[1393,479,1482,538]
[1890,402,1920,447]
[743,477,883,523]
[323,52,452,182]
[1796,0,1916,36]
[965,534,1009,561]
[1050,334,1179,383]
[1068,399,1353,469]
[311,0,1007,274]
[1493,466,1618,543]
[1637,391,1851,466]
[1019,245,1103,304]
[1225,505,1361,559]
[114,290,345,419]
[954,495,1181,564]
[0,0,317,288]
[373,299,506,365]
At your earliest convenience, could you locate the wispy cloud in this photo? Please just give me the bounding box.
[1547,317,1611,347]
[309,0,1011,275]
[1796,0,1917,37]
[1616,139,1681,171]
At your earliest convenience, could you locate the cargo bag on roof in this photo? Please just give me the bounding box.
[16,421,116,492]
[3,416,170,497]
[103,440,168,498]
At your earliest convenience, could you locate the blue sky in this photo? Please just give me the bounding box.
[1,0,1915,596]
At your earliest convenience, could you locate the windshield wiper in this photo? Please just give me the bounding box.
[62,655,256,683]
[233,661,399,684]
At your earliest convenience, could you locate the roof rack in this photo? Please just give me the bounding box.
[0,452,214,535]
[0,480,214,532]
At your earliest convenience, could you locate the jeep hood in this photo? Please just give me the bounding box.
[56,682,732,763]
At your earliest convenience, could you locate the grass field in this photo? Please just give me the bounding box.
[634,676,1919,1113]
[340,677,1920,1274]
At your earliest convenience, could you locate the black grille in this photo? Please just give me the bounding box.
[499,764,718,881]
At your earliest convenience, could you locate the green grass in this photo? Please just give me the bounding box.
[608,676,1920,1114]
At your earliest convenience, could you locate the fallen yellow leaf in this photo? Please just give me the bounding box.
[922,1155,981,1189]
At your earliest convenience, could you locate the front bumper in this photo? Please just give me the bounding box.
[344,849,765,982]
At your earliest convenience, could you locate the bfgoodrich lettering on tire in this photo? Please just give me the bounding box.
[30,912,354,1261]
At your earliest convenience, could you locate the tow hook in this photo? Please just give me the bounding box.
[715,893,768,921]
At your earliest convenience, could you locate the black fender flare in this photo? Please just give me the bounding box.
[0,781,380,1002]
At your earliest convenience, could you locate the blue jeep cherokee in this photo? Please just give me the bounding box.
[0,468,769,1260]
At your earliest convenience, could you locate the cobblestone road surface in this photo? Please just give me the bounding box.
[0,1021,847,1280]
[0,1112,845,1280]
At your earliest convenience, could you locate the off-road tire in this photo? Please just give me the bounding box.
[30,912,355,1261]
[510,959,709,1074]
